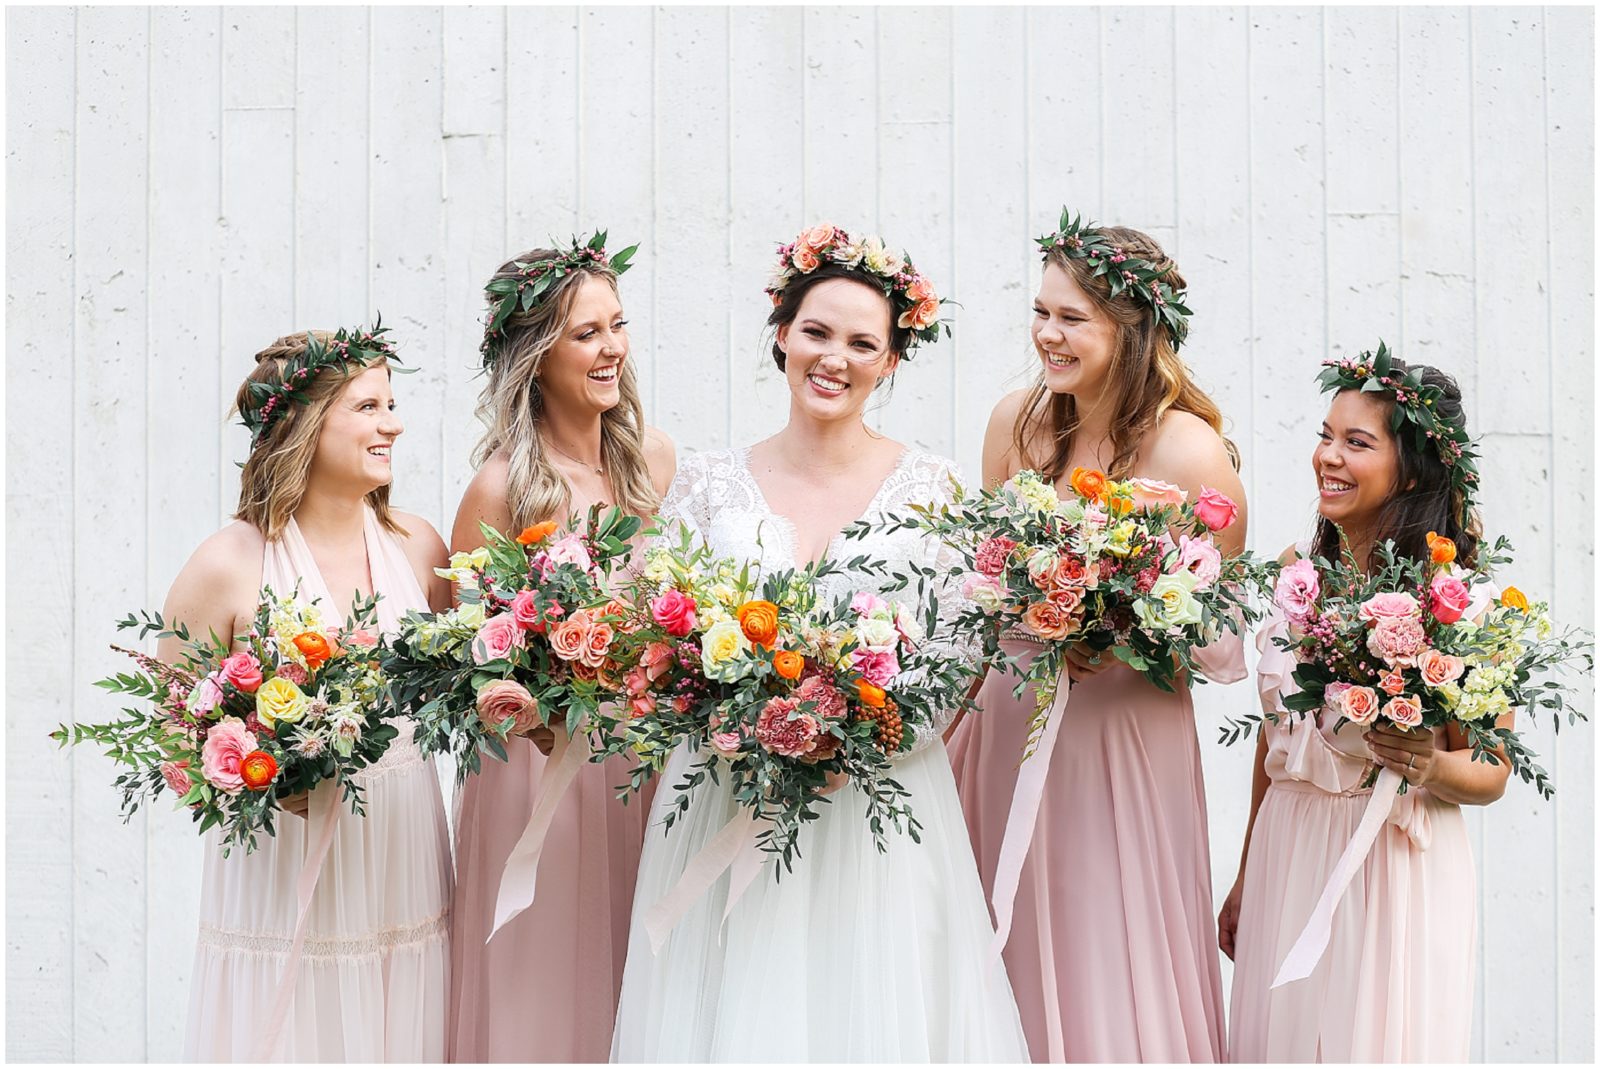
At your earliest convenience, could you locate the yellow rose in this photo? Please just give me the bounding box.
[1105,520,1138,557]
[256,676,309,730]
[699,618,753,682]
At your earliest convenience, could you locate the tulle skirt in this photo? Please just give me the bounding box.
[610,741,1029,1062]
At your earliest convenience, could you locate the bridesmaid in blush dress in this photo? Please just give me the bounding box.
[947,220,1245,1063]
[1220,361,1505,1062]
[175,328,453,1061]
[445,239,676,1063]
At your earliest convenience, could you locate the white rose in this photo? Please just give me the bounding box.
[854,617,899,652]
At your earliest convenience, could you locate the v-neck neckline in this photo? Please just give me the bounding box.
[735,445,913,568]
[283,507,377,624]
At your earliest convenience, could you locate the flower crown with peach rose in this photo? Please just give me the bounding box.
[1035,209,1193,350]
[1317,342,1480,523]
[240,317,409,448]
[765,223,949,356]
[480,230,639,369]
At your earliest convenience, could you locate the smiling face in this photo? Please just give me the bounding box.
[1031,261,1119,400]
[1313,389,1405,533]
[308,364,402,494]
[537,272,629,415]
[775,276,899,422]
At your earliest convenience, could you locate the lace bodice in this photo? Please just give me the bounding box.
[660,447,980,752]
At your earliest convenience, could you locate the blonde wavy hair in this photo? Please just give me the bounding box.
[232,331,403,540]
[473,250,658,529]
[1014,225,1238,480]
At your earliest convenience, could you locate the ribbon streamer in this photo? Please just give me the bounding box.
[643,808,760,954]
[254,781,342,1062]
[489,727,591,939]
[1270,767,1403,988]
[988,662,1071,963]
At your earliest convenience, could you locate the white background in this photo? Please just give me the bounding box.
[5,5,1594,1062]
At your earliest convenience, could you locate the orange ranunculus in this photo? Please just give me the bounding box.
[737,600,780,648]
[1070,466,1107,502]
[240,750,279,791]
[772,649,805,681]
[293,632,333,669]
[1500,586,1530,611]
[855,680,887,708]
[1425,531,1457,565]
[517,520,560,545]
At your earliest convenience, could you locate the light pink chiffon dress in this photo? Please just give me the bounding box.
[1226,586,1485,1062]
[186,508,453,1062]
[948,631,1243,1063]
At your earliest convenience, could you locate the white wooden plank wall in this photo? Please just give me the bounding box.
[5,6,1592,1062]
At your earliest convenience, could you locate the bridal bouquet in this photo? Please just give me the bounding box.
[381,506,642,780]
[1223,532,1592,796]
[879,467,1268,749]
[52,588,397,856]
[598,522,970,867]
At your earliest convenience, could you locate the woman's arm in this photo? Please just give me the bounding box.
[451,451,518,557]
[1364,712,1513,805]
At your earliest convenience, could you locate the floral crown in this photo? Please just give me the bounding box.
[480,230,638,369]
[765,223,948,355]
[240,318,407,448]
[1317,342,1480,521]
[1035,209,1192,349]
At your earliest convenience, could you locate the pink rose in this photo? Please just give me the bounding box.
[188,673,225,716]
[1127,477,1188,510]
[709,729,745,757]
[850,591,890,617]
[200,717,257,795]
[580,619,614,668]
[754,696,821,758]
[1429,572,1472,625]
[1322,681,1354,720]
[850,646,901,687]
[471,613,525,665]
[510,590,541,630]
[160,759,192,796]
[973,537,1015,577]
[1176,535,1222,589]
[548,613,593,663]
[641,641,676,683]
[1418,648,1467,687]
[1274,559,1321,626]
[476,679,542,735]
[1022,600,1076,641]
[1379,667,1408,696]
[650,590,698,637]
[1192,487,1239,531]
[1367,616,1429,667]
[623,666,653,697]
[545,534,595,574]
[1383,694,1424,729]
[629,694,658,718]
[1338,685,1380,725]
[1358,591,1421,624]
[221,652,263,694]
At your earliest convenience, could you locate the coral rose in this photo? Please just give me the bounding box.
[1069,466,1107,502]
[476,679,543,735]
[1022,600,1075,641]
[772,649,805,680]
[580,619,615,668]
[798,222,838,251]
[1428,572,1472,625]
[240,750,278,791]
[1193,487,1240,531]
[1383,694,1424,729]
[898,298,940,331]
[548,612,593,663]
[650,589,698,637]
[200,717,257,795]
[737,600,780,649]
[293,632,333,669]
[792,244,821,272]
[221,652,264,694]
[517,520,560,545]
[472,613,526,665]
[1338,685,1380,726]
[1379,667,1408,696]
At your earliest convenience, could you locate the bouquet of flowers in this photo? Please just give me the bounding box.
[598,522,972,869]
[381,505,642,779]
[879,467,1268,749]
[1223,532,1593,797]
[52,587,396,856]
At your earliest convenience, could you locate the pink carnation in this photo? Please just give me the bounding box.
[200,717,257,795]
[754,696,821,758]
[850,646,900,687]
[1176,535,1222,589]
[1367,616,1429,667]
[973,537,1017,577]
[1274,558,1321,626]
[1322,681,1354,720]
[795,674,847,721]
[276,662,309,686]
[1429,572,1472,625]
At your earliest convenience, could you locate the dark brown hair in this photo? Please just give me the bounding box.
[765,266,912,372]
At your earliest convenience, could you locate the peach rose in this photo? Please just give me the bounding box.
[1418,648,1466,687]
[798,222,837,251]
[1126,477,1188,510]
[548,613,592,663]
[1383,693,1424,729]
[1338,685,1380,725]
[1022,600,1075,641]
[580,619,615,668]
[1379,667,1408,696]
[792,244,821,272]
[476,679,542,735]
[897,298,940,331]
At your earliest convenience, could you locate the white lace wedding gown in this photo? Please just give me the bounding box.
[609,447,1029,1062]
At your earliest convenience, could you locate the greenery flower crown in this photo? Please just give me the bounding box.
[480,230,639,369]
[240,318,407,448]
[764,223,949,355]
[1035,209,1193,350]
[1317,342,1480,521]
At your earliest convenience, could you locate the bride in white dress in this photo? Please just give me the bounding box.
[610,228,1029,1062]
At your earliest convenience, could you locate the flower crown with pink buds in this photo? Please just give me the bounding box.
[240,317,409,448]
[480,230,638,369]
[1035,209,1193,349]
[1317,342,1480,522]
[764,223,949,356]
